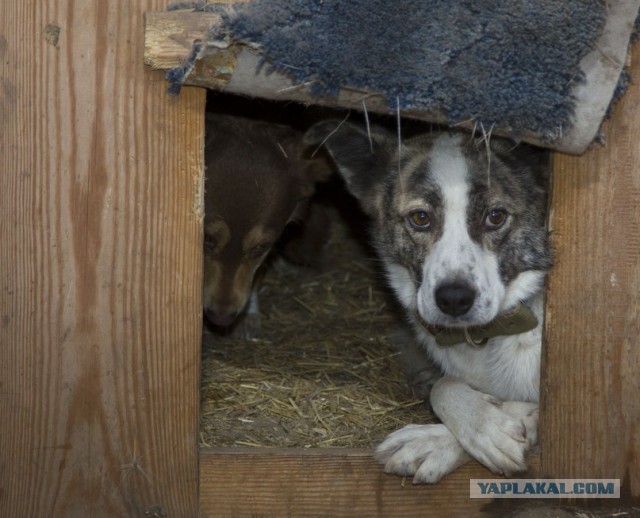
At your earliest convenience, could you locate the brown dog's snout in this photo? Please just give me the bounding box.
[204,306,240,328]
[203,258,256,328]
[202,286,251,328]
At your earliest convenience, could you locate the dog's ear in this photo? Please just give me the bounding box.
[490,139,550,189]
[304,120,394,214]
[279,134,335,199]
[295,156,334,198]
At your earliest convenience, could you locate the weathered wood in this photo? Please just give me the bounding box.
[143,6,639,155]
[200,448,541,517]
[0,2,205,516]
[540,41,640,499]
[144,11,225,70]
[1,0,637,514]
[143,10,394,111]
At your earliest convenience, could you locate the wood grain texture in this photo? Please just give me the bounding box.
[142,8,639,155]
[199,448,541,517]
[144,12,223,69]
[540,42,640,499]
[0,2,205,516]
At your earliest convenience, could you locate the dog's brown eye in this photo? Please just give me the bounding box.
[485,208,508,229]
[408,210,431,230]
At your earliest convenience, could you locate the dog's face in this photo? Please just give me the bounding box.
[204,115,328,328]
[307,121,551,328]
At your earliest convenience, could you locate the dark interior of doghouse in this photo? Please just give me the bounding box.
[200,92,435,448]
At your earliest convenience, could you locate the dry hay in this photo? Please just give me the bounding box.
[200,204,436,448]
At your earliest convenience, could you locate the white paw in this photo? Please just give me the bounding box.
[446,395,535,476]
[501,400,539,446]
[374,424,471,484]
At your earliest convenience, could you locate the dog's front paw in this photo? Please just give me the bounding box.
[451,396,536,476]
[501,400,539,446]
[430,378,539,477]
[374,424,471,484]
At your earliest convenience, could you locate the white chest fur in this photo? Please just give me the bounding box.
[415,294,544,402]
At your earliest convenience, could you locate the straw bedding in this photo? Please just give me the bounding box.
[200,201,435,448]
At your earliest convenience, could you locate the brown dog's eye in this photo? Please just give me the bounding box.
[484,208,508,230]
[408,210,431,231]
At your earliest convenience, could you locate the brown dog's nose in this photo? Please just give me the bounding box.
[204,307,239,328]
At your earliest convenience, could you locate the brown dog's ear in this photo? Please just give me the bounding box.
[304,120,394,214]
[276,132,335,199]
[294,155,335,198]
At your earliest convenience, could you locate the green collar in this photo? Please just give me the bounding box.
[417,303,539,347]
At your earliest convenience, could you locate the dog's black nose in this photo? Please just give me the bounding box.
[435,282,476,317]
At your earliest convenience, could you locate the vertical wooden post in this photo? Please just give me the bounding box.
[541,43,640,498]
[0,2,204,516]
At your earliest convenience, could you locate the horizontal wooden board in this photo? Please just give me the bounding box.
[200,448,542,517]
[142,6,640,154]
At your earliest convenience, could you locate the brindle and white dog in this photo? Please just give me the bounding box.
[306,120,552,483]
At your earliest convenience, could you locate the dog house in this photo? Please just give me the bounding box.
[1,1,639,516]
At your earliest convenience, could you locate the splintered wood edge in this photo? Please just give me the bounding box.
[199,448,542,517]
[142,13,489,150]
[144,11,223,69]
[141,10,596,153]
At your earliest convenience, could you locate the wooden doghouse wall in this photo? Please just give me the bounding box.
[541,45,640,494]
[0,2,205,516]
[1,1,639,516]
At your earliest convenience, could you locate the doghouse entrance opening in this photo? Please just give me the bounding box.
[199,93,432,448]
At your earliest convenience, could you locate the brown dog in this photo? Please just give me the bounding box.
[203,113,330,338]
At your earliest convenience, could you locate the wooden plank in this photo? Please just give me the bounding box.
[199,448,541,517]
[141,9,490,149]
[540,42,640,499]
[144,11,224,70]
[0,2,205,516]
[142,7,639,155]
